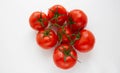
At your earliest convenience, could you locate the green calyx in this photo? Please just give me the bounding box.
[59,46,72,62]
[50,6,65,22]
[70,32,81,45]
[43,29,50,37]
[37,13,46,27]
[59,46,81,63]
[58,46,80,62]
[68,17,75,25]
[54,11,60,19]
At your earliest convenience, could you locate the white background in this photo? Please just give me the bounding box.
[0,0,120,73]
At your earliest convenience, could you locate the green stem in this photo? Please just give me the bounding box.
[37,12,47,27]
[49,6,65,23]
[69,54,81,63]
[43,29,50,37]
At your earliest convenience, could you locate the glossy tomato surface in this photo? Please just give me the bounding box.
[48,5,67,26]
[36,29,58,49]
[74,29,95,52]
[29,11,48,31]
[68,9,87,32]
[53,44,77,69]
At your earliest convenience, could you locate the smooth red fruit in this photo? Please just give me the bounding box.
[74,29,95,52]
[29,11,48,31]
[53,44,77,69]
[36,29,58,49]
[48,5,67,26]
[68,9,87,32]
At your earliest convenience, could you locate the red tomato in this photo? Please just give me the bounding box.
[74,29,95,53]
[53,44,77,69]
[57,26,72,43]
[48,5,67,26]
[29,11,48,31]
[67,9,87,32]
[36,29,58,49]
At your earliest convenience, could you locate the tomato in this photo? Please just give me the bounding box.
[29,11,48,31]
[36,29,58,49]
[53,44,77,69]
[57,26,72,43]
[48,5,67,26]
[74,29,95,53]
[67,9,87,32]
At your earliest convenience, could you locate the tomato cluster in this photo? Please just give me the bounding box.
[29,5,95,70]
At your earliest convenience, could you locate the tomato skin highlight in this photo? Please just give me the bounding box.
[68,9,87,32]
[74,29,95,53]
[36,29,58,49]
[48,5,67,26]
[29,11,48,31]
[53,44,77,69]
